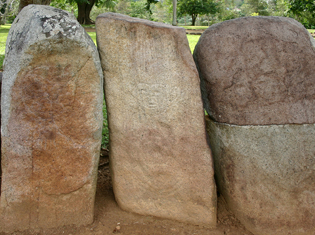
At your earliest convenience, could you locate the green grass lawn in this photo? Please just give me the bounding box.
[181,26,208,30]
[0,24,10,53]
[87,32,96,44]
[0,24,11,71]
[186,35,200,53]
[308,29,315,33]
[82,24,96,28]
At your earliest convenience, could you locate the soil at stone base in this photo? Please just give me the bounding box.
[0,149,253,235]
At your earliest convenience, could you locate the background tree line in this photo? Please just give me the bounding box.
[0,0,314,28]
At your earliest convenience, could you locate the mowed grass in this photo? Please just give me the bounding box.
[181,26,208,30]
[0,24,11,71]
[87,32,97,44]
[186,34,200,53]
[0,24,10,53]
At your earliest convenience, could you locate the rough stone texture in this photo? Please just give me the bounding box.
[96,13,216,227]
[194,16,315,125]
[206,117,315,235]
[0,5,103,233]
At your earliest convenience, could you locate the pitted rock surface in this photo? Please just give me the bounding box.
[206,118,315,235]
[0,5,103,233]
[194,16,315,125]
[96,13,216,227]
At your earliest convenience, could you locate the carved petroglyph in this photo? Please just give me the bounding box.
[138,83,165,110]
[137,83,180,112]
[96,13,216,226]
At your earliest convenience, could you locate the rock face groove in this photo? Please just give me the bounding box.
[194,16,315,126]
[194,17,315,235]
[0,5,103,233]
[96,13,216,227]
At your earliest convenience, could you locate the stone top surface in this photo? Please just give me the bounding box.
[6,5,93,51]
[194,16,315,125]
[96,12,185,31]
[2,5,103,134]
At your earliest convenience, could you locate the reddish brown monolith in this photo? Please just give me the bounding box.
[0,5,103,233]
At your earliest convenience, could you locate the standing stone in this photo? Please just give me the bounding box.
[194,16,315,126]
[194,17,315,235]
[96,13,216,227]
[0,5,103,233]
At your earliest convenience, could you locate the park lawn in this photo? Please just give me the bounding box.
[87,31,97,44]
[0,24,11,71]
[82,24,96,28]
[186,34,200,52]
[181,26,208,30]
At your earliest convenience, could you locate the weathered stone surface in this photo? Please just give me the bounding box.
[194,16,315,125]
[198,16,315,234]
[206,117,315,235]
[96,13,216,226]
[0,5,103,233]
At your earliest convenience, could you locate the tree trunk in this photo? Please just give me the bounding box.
[77,0,95,25]
[172,0,177,26]
[18,0,51,12]
[192,14,197,26]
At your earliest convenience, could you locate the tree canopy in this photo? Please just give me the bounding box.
[50,0,116,24]
[289,0,315,16]
[288,0,315,27]
[241,0,269,15]
[178,0,219,25]
[7,0,315,29]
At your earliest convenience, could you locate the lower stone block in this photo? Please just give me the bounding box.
[207,117,315,235]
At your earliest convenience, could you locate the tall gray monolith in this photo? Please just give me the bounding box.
[96,13,216,227]
[0,5,103,233]
[194,16,315,235]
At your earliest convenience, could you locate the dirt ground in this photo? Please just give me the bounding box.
[1,150,253,235]
[185,29,204,35]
